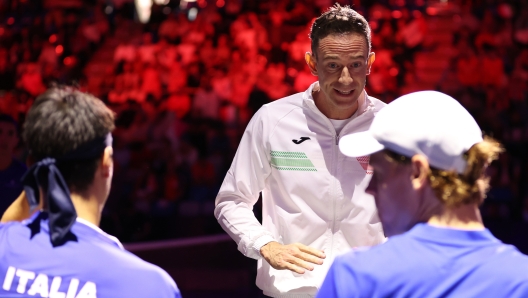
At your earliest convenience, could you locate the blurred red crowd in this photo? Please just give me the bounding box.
[0,0,527,247]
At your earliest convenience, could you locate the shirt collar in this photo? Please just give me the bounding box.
[25,211,124,250]
[75,217,124,250]
[407,223,499,245]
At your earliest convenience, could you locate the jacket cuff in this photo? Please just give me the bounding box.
[252,235,276,258]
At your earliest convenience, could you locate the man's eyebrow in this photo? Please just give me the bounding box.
[322,54,365,61]
[322,55,340,61]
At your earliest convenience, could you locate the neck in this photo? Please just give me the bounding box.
[427,203,484,230]
[312,84,364,120]
[0,155,12,171]
[70,192,103,227]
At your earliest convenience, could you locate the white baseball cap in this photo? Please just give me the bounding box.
[339,91,483,174]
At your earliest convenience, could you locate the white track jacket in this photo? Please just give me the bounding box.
[215,83,386,297]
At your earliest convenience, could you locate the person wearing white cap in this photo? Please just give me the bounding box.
[317,90,528,297]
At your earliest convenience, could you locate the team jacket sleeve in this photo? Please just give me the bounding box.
[214,106,275,260]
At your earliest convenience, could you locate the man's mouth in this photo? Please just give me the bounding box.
[334,88,353,95]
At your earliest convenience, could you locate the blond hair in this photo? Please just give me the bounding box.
[385,136,503,207]
[427,136,503,207]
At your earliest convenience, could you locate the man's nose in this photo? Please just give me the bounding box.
[338,67,353,85]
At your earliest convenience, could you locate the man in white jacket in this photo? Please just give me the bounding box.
[215,4,386,297]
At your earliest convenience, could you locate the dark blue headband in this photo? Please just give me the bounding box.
[22,133,112,247]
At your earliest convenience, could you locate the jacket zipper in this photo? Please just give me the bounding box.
[332,134,338,256]
[304,94,374,257]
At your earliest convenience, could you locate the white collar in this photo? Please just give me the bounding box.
[76,217,124,250]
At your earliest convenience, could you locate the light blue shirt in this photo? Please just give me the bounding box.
[0,212,181,298]
[318,223,528,298]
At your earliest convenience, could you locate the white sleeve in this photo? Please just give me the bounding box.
[214,106,276,260]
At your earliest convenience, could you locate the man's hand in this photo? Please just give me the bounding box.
[260,241,326,274]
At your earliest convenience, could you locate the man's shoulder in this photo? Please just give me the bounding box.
[367,95,387,112]
[121,254,179,294]
[485,244,528,276]
[95,241,164,274]
[327,244,400,294]
[86,244,179,294]
[113,248,175,278]
[249,91,306,128]
[335,232,419,274]
[262,92,305,111]
[0,220,27,237]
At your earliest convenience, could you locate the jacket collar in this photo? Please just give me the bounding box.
[25,211,124,250]
[76,216,124,250]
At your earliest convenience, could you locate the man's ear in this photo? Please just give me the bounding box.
[411,155,429,190]
[305,52,318,76]
[101,146,113,178]
[366,52,375,75]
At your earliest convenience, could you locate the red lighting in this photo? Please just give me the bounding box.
[392,10,402,19]
[0,28,4,36]
[412,10,422,18]
[63,56,75,66]
[198,0,207,8]
[369,21,378,31]
[55,45,64,55]
[426,7,437,16]
[389,67,399,76]
[49,34,57,43]
[7,17,14,25]
[216,0,225,8]
[287,68,298,77]
[373,11,382,19]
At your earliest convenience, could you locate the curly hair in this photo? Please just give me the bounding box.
[309,4,371,55]
[385,136,503,207]
[427,136,503,207]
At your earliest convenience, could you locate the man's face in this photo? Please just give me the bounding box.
[0,122,18,155]
[308,33,374,115]
[366,151,419,237]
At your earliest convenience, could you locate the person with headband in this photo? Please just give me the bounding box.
[317,91,528,297]
[0,87,181,298]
